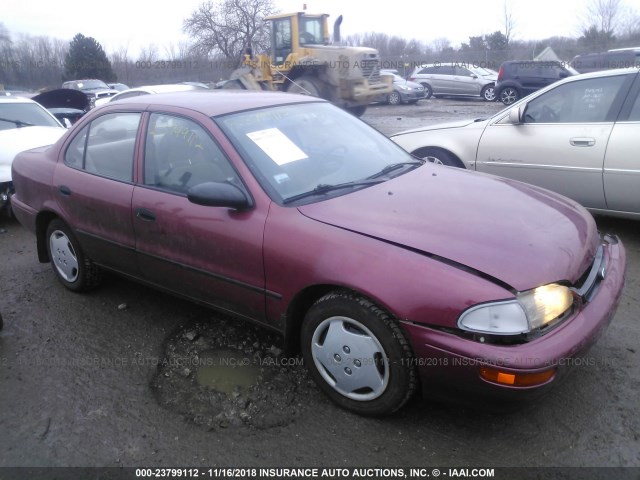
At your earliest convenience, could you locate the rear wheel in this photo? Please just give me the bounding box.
[301,290,417,416]
[420,83,433,99]
[500,87,519,105]
[413,147,464,168]
[46,219,102,292]
[481,85,496,101]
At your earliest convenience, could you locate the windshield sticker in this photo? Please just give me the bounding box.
[273,173,291,184]
[246,128,308,165]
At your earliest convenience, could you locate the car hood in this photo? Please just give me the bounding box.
[0,126,65,182]
[32,88,89,111]
[392,118,486,136]
[297,165,598,292]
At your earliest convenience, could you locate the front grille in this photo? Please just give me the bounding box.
[359,59,381,83]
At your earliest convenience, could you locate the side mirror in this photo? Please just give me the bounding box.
[470,74,478,79]
[187,182,252,210]
[508,105,525,124]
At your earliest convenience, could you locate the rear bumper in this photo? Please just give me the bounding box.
[402,236,626,403]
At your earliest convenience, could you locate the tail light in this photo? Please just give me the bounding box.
[497,66,504,81]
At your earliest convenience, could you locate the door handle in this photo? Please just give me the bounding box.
[135,208,156,222]
[570,137,595,147]
[58,185,71,196]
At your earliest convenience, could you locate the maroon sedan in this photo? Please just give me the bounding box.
[11,91,626,416]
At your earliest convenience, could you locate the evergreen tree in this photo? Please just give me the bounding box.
[64,33,116,81]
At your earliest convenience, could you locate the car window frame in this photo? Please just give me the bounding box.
[139,111,252,200]
[521,73,631,124]
[62,110,143,183]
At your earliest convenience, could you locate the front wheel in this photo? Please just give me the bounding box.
[301,290,417,416]
[46,219,102,292]
[387,91,402,105]
[413,147,464,168]
[500,87,519,105]
[285,75,323,97]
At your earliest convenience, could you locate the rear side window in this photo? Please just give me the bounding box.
[64,112,141,181]
[523,75,627,123]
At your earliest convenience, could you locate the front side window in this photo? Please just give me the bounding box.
[144,113,240,194]
[64,112,141,181]
[272,18,292,65]
[523,75,627,124]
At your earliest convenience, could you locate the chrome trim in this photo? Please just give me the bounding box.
[571,245,606,302]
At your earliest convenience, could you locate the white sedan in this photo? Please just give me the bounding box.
[0,95,67,216]
[391,68,640,219]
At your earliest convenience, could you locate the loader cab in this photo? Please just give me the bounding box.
[267,12,329,66]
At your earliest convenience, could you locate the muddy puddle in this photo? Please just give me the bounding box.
[151,315,319,430]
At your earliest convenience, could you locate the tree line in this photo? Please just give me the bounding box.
[1,0,640,91]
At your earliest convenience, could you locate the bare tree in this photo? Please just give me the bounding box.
[183,0,277,63]
[581,0,623,37]
[502,0,516,47]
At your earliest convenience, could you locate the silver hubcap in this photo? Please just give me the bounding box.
[484,88,496,101]
[50,230,79,282]
[311,316,389,401]
[502,89,517,104]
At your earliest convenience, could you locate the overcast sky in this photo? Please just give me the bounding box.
[0,0,621,56]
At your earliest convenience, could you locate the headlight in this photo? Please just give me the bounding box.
[458,284,573,335]
[398,85,411,91]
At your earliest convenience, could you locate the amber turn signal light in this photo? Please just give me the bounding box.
[479,366,556,387]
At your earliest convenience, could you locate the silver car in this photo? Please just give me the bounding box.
[391,68,640,219]
[408,63,497,101]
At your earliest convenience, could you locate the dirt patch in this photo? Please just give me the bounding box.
[151,316,318,430]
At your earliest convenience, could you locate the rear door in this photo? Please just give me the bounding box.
[54,111,141,274]
[476,73,633,210]
[603,74,640,213]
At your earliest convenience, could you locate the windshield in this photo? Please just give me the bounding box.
[216,102,420,204]
[0,102,61,130]
[77,80,110,90]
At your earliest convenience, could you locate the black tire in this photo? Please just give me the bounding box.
[387,91,402,105]
[420,83,433,99]
[300,290,418,416]
[346,105,367,117]
[481,85,496,102]
[412,147,464,168]
[285,75,324,97]
[46,219,102,292]
[500,86,519,105]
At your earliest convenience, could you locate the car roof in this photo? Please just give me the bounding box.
[108,90,324,116]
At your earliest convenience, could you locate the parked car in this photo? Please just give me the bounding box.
[374,71,425,105]
[408,63,497,101]
[391,68,640,219]
[94,84,205,107]
[108,83,130,92]
[31,88,90,126]
[0,95,66,216]
[11,90,625,415]
[495,60,577,104]
[570,49,640,73]
[61,79,118,107]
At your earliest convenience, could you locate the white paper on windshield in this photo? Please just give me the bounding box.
[246,128,308,165]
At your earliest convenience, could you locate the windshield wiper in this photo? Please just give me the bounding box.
[282,179,384,205]
[0,117,34,127]
[366,160,424,180]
